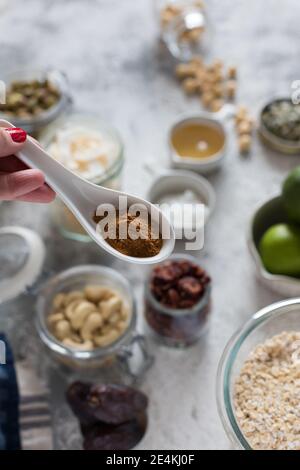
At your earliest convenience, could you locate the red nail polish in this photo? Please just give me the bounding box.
[5,127,27,143]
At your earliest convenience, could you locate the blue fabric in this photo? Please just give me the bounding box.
[0,334,21,450]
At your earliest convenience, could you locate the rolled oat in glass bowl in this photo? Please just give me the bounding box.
[217,298,300,450]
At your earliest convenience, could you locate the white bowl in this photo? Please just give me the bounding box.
[147,169,216,239]
[169,115,227,174]
[248,195,300,297]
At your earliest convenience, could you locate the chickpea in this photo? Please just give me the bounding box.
[202,91,215,108]
[194,0,205,8]
[237,120,252,135]
[212,83,224,98]
[226,80,237,99]
[228,66,237,79]
[202,81,213,93]
[160,11,173,27]
[239,134,252,154]
[190,56,204,68]
[236,105,248,122]
[210,99,224,112]
[188,27,204,43]
[212,59,223,71]
[175,63,197,79]
[182,77,200,94]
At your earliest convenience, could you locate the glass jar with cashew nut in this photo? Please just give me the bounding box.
[36,266,153,380]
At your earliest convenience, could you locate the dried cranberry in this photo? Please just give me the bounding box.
[166,288,180,305]
[177,276,203,297]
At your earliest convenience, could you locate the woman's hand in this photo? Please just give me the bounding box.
[0,127,55,203]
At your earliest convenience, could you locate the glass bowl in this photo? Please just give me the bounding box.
[144,254,212,347]
[258,96,300,155]
[217,298,300,450]
[0,68,72,135]
[36,265,153,380]
[154,0,212,61]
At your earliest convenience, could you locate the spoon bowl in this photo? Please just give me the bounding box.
[0,119,175,264]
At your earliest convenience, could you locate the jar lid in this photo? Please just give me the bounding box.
[0,226,45,304]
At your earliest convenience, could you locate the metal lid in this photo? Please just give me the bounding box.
[0,226,45,304]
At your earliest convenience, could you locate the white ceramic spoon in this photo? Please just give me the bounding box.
[0,120,175,264]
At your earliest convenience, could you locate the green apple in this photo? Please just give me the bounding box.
[282,166,300,224]
[259,223,300,277]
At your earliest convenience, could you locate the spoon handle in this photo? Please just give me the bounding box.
[17,137,77,194]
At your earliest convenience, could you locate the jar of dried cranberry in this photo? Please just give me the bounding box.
[144,255,211,348]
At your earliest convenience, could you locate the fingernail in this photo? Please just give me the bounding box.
[4,127,27,143]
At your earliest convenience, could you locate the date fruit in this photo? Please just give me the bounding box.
[82,412,147,450]
[67,382,148,425]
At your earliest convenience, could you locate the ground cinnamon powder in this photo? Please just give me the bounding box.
[94,210,163,258]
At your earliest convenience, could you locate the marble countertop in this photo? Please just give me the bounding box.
[0,0,299,450]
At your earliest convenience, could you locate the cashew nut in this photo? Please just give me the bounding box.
[53,293,66,311]
[63,338,94,351]
[55,320,72,341]
[117,320,129,334]
[70,301,96,330]
[65,299,83,320]
[108,312,121,325]
[50,284,130,351]
[100,296,122,320]
[94,329,120,348]
[47,312,65,329]
[84,285,114,303]
[121,305,130,321]
[81,312,103,341]
[64,290,85,307]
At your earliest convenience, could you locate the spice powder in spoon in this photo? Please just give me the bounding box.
[94,210,163,258]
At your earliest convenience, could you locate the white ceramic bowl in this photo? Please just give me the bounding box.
[248,195,300,297]
[259,97,300,155]
[146,169,216,239]
[169,115,226,174]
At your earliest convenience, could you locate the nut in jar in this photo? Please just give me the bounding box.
[36,266,154,379]
[48,285,131,351]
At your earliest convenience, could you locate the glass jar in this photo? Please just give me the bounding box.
[40,113,124,242]
[36,265,153,384]
[216,298,300,450]
[144,254,211,348]
[0,68,72,135]
[154,0,211,61]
